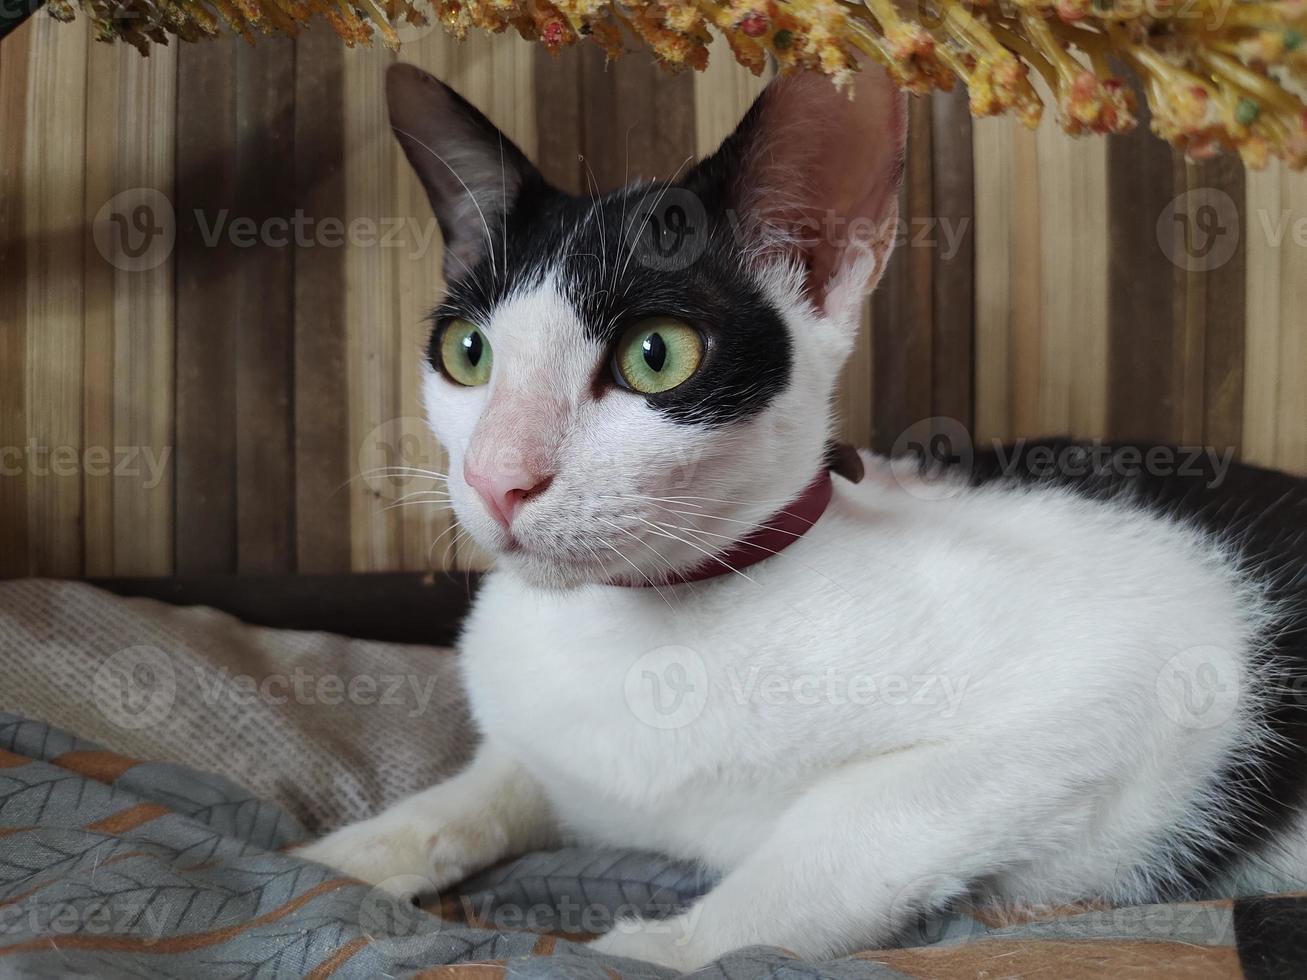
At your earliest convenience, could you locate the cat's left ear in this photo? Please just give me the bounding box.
[686,62,907,322]
[387,64,545,281]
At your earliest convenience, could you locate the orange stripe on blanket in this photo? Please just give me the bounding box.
[0,877,356,956]
[87,804,170,835]
[410,963,507,979]
[0,749,29,768]
[860,938,1242,979]
[51,750,140,783]
[531,935,556,956]
[306,935,372,979]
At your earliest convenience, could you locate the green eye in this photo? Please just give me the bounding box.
[612,318,704,394]
[437,319,492,387]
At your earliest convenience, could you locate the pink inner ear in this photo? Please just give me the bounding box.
[737,63,907,316]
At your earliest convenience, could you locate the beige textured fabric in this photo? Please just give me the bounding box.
[0,579,476,834]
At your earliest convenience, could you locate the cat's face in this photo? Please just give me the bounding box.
[387,63,905,588]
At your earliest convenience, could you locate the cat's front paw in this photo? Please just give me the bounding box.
[588,915,710,972]
[297,815,506,896]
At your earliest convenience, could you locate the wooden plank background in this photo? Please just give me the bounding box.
[1,14,1305,579]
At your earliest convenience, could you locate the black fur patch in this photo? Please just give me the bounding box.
[429,177,793,427]
[963,439,1307,897]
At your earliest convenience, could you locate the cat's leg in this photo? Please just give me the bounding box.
[297,740,558,895]
[589,743,1077,970]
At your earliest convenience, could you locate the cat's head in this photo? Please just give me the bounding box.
[387,61,905,588]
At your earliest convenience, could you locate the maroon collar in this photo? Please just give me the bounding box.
[626,470,833,588]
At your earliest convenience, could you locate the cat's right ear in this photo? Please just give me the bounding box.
[387,64,544,281]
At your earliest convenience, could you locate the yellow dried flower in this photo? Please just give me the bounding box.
[51,0,1307,168]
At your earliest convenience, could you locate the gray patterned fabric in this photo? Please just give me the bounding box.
[0,579,474,834]
[0,712,1261,978]
[0,582,1282,977]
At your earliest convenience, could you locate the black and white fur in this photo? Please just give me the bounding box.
[300,61,1307,969]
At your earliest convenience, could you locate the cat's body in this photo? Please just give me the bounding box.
[299,60,1307,970]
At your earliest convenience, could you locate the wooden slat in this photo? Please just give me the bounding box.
[174,40,239,574]
[871,95,933,454]
[6,28,1307,576]
[533,45,584,193]
[0,20,32,578]
[234,38,296,573]
[1171,154,1205,445]
[1036,121,1108,438]
[1193,155,1246,454]
[81,34,116,577]
[23,14,87,577]
[971,115,1013,443]
[1106,114,1178,444]
[343,43,402,572]
[693,33,769,156]
[1009,124,1043,437]
[1241,164,1282,468]
[930,87,974,433]
[110,43,177,576]
[1275,170,1307,474]
[581,45,696,189]
[293,26,351,573]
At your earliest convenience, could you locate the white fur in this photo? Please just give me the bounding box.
[299,256,1285,968]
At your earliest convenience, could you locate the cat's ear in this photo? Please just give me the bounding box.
[688,63,907,321]
[387,64,544,280]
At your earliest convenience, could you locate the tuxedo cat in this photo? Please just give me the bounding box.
[299,60,1307,970]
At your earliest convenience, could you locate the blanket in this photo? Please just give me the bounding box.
[0,581,1296,978]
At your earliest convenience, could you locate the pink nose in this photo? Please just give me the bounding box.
[464,461,554,530]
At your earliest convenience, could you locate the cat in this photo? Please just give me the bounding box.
[298,59,1307,970]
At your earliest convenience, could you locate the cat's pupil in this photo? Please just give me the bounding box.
[642,333,667,373]
[462,331,483,366]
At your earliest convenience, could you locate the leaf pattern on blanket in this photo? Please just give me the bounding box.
[0,712,1279,978]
